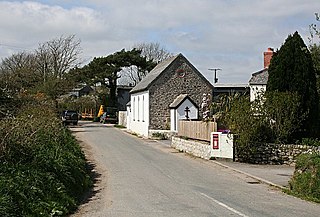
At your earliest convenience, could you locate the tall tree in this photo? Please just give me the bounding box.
[309,13,320,94]
[74,49,154,107]
[35,35,82,102]
[267,31,319,138]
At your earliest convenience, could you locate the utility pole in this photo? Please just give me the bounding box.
[208,68,221,83]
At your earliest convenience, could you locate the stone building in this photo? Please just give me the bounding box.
[127,53,213,137]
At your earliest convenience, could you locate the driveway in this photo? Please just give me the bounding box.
[70,121,320,217]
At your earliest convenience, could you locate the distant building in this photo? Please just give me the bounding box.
[117,85,133,111]
[249,48,274,101]
[68,85,94,98]
[213,83,249,100]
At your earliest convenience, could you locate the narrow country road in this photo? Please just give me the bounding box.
[71,121,320,217]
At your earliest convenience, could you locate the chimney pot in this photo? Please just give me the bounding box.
[264,47,274,68]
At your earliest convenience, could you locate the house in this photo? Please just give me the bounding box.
[213,83,249,100]
[117,85,133,111]
[127,53,213,137]
[249,48,274,101]
[69,85,94,98]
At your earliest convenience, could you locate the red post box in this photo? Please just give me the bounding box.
[212,133,219,149]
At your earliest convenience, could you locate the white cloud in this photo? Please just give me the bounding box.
[0,0,319,83]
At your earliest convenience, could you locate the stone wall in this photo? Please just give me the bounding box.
[235,143,320,165]
[149,55,212,130]
[172,136,320,165]
[171,136,211,160]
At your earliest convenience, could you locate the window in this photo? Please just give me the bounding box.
[133,97,135,121]
[142,96,144,122]
[137,96,140,121]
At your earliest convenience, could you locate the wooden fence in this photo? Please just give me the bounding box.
[178,121,217,141]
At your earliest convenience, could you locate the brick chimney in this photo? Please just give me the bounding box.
[264,47,274,68]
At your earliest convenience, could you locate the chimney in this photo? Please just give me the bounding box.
[264,47,274,68]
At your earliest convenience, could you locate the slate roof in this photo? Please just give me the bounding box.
[249,68,268,85]
[130,54,180,94]
[130,53,213,94]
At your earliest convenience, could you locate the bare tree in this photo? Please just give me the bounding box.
[119,42,172,85]
[36,35,82,80]
[133,42,173,63]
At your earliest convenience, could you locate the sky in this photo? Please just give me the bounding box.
[0,0,319,84]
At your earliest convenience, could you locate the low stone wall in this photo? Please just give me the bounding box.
[235,143,320,165]
[171,136,211,160]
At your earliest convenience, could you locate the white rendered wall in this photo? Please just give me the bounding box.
[250,84,266,102]
[130,91,149,137]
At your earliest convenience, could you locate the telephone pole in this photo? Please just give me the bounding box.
[208,68,221,84]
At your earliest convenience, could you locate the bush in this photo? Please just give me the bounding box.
[221,95,273,162]
[301,138,320,147]
[0,105,91,216]
[288,153,320,203]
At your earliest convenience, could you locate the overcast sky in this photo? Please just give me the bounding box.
[0,0,319,84]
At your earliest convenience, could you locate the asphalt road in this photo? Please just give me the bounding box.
[71,121,320,217]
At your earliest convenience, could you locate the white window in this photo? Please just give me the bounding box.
[142,96,144,122]
[133,97,135,121]
[137,96,140,121]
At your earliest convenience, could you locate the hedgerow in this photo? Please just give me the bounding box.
[0,105,91,216]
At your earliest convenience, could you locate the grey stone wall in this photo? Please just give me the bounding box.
[172,136,320,165]
[149,55,212,130]
[171,136,211,160]
[235,143,320,165]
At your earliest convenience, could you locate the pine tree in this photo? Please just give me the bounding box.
[267,31,319,138]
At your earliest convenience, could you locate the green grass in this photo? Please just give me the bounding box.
[114,124,126,128]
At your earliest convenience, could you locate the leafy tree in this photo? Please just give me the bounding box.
[264,91,306,143]
[267,31,319,138]
[222,95,273,162]
[309,13,320,97]
[73,49,155,107]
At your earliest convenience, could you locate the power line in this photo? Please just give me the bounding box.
[0,42,31,50]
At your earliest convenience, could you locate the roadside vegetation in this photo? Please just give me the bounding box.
[0,35,92,216]
[0,100,91,216]
[0,32,171,215]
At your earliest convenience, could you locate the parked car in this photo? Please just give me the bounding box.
[61,110,78,125]
[100,107,118,124]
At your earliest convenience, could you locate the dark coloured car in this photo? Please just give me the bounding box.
[61,110,78,125]
[100,107,118,124]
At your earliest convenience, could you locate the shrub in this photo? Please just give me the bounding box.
[152,132,167,140]
[301,138,320,147]
[288,153,320,203]
[0,105,91,216]
[221,95,273,162]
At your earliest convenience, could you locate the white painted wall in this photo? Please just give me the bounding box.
[250,84,266,102]
[130,91,149,137]
[126,105,131,130]
[170,99,198,132]
[211,132,234,159]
